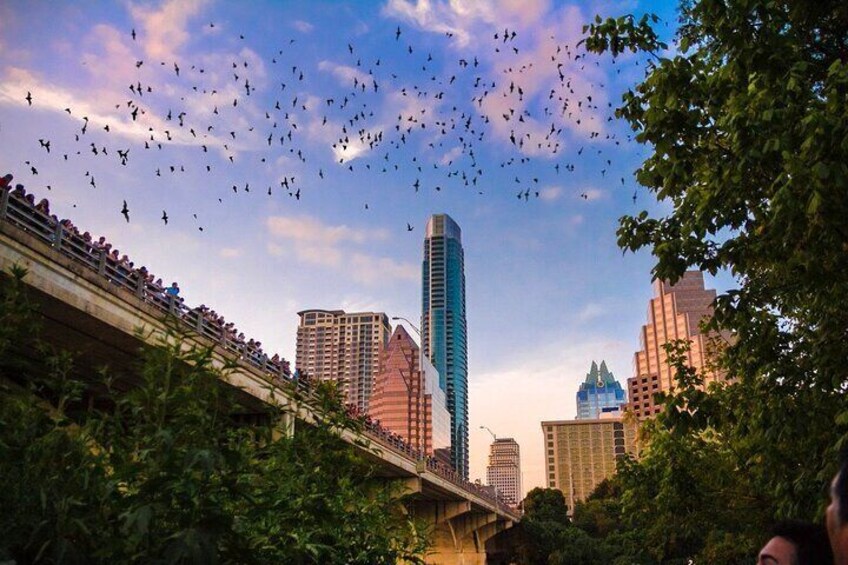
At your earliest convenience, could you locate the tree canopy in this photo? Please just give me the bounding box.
[555,0,848,562]
[0,267,427,564]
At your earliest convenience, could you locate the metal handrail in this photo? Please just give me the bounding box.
[0,188,517,516]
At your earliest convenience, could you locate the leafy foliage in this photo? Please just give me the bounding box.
[517,488,572,565]
[568,0,848,563]
[0,268,427,564]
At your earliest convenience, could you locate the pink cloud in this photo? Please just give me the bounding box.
[128,0,208,63]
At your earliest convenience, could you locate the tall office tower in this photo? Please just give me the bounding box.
[542,417,638,514]
[485,438,522,507]
[370,325,451,461]
[295,309,391,413]
[576,361,627,419]
[422,214,469,478]
[628,271,724,419]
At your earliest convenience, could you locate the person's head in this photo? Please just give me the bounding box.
[758,520,833,565]
[828,448,848,563]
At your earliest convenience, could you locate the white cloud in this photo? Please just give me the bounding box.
[382,0,612,157]
[382,0,473,47]
[439,145,463,165]
[577,302,606,322]
[318,60,373,89]
[577,187,607,201]
[382,0,549,48]
[539,185,562,201]
[350,253,418,284]
[340,296,382,313]
[292,19,314,33]
[0,66,232,150]
[267,215,386,246]
[265,215,414,285]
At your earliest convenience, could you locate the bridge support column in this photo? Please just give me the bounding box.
[422,508,502,565]
[387,476,422,499]
[271,411,295,441]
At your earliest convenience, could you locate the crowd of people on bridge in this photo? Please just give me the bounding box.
[2,174,507,507]
[1,174,284,376]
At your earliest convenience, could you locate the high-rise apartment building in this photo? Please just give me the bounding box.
[576,360,627,419]
[295,309,391,413]
[629,271,723,419]
[369,325,451,461]
[542,417,638,514]
[485,438,522,507]
[422,214,469,478]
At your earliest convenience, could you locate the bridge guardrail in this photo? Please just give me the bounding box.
[0,185,519,518]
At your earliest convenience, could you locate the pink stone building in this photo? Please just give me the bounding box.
[370,325,451,461]
[628,271,726,419]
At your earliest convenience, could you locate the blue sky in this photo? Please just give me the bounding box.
[0,0,716,493]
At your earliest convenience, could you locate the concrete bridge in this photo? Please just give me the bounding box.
[0,187,520,564]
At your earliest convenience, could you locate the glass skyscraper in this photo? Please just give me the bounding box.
[422,214,468,478]
[576,360,626,419]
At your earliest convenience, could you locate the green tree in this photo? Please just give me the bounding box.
[579,1,848,562]
[0,268,427,564]
[518,488,572,565]
[523,487,571,525]
[571,479,621,538]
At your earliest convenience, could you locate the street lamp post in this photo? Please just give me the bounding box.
[391,316,421,336]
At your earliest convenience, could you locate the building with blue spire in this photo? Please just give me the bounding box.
[576,361,626,419]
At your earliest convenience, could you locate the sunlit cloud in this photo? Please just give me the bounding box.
[382,0,549,48]
[265,215,413,284]
[129,0,208,63]
[267,215,387,245]
[383,0,611,156]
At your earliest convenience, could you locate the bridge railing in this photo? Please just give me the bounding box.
[0,186,518,517]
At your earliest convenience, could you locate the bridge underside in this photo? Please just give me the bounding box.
[0,271,271,420]
[0,221,520,564]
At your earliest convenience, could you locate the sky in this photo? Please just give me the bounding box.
[0,0,723,495]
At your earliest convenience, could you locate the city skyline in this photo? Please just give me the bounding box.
[0,0,734,493]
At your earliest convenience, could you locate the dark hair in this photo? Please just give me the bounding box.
[770,520,833,565]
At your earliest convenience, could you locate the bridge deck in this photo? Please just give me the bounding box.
[0,187,520,523]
